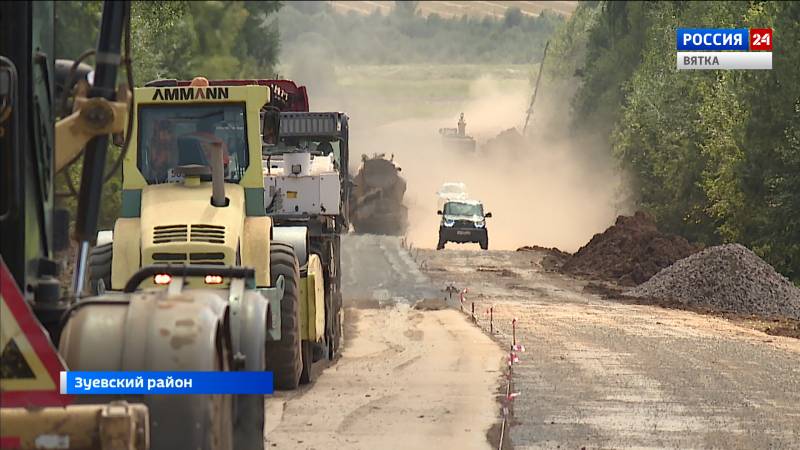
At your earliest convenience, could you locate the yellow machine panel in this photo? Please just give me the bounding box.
[139,183,245,267]
[242,216,273,287]
[299,254,326,342]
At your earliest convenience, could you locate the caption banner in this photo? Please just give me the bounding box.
[60,371,274,395]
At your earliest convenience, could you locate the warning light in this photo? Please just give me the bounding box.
[154,274,172,285]
[204,275,224,285]
[190,76,210,87]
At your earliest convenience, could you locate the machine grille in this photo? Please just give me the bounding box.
[151,224,227,264]
[191,224,226,244]
[151,252,226,266]
[152,224,226,244]
[153,225,188,243]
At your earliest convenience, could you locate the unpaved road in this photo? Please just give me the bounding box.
[419,247,800,448]
[265,235,504,449]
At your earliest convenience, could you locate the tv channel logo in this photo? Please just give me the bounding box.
[676,28,772,70]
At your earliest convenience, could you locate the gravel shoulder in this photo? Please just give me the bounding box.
[418,247,800,448]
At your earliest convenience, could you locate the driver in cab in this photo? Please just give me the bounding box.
[183,122,230,167]
[147,120,177,183]
[147,121,230,183]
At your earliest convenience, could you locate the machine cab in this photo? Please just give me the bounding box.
[107,77,295,290]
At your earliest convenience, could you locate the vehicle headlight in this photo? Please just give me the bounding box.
[443,219,455,227]
[474,220,485,228]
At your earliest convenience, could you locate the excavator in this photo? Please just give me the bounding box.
[1,2,275,449]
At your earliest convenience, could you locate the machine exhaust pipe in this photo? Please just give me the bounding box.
[208,145,227,207]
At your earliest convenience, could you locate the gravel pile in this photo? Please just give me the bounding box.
[629,244,800,319]
[561,212,700,285]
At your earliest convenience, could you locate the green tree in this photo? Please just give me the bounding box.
[572,1,649,133]
[54,1,283,230]
[545,0,799,280]
[277,1,563,65]
[54,1,102,61]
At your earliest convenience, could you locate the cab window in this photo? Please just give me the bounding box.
[137,103,249,184]
[444,202,483,216]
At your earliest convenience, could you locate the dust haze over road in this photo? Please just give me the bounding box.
[264,53,800,445]
[268,21,800,450]
[281,51,627,252]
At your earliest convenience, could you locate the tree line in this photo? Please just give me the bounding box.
[543,1,799,281]
[278,1,564,65]
[54,1,282,229]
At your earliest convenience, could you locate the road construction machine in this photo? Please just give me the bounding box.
[263,108,350,382]
[1,2,285,449]
[0,3,151,449]
[439,112,476,152]
[349,154,408,235]
[84,77,321,397]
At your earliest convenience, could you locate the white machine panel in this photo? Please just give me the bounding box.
[319,174,340,214]
[265,173,341,216]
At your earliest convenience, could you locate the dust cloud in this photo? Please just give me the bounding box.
[395,91,626,252]
[281,51,627,252]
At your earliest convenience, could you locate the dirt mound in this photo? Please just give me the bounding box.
[517,245,571,272]
[516,245,569,257]
[629,244,800,320]
[561,211,700,285]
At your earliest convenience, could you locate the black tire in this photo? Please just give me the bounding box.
[299,340,315,384]
[234,394,264,450]
[149,343,234,450]
[209,323,234,450]
[150,395,234,450]
[331,291,343,358]
[265,242,302,390]
[328,235,343,360]
[437,236,445,250]
[207,394,234,450]
[87,242,112,294]
[234,344,265,450]
[480,236,489,250]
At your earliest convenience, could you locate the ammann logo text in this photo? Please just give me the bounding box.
[151,87,229,101]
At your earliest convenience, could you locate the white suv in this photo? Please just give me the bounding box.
[436,182,468,208]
